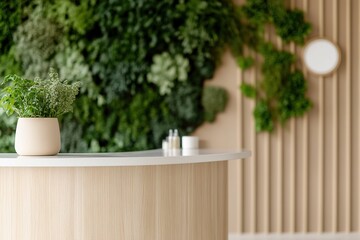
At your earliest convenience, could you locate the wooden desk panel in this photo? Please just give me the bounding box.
[0,162,227,240]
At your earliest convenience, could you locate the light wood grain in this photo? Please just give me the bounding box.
[0,162,227,240]
[251,50,257,233]
[289,1,296,232]
[332,0,338,232]
[318,0,324,232]
[301,1,309,233]
[276,36,283,234]
[237,59,244,233]
[345,0,351,232]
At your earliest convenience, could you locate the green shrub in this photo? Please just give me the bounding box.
[0,69,80,118]
[202,86,228,123]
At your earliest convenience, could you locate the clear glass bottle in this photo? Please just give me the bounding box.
[173,129,180,149]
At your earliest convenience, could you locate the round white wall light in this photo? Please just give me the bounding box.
[303,38,341,76]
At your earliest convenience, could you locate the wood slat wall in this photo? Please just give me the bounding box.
[195,0,360,233]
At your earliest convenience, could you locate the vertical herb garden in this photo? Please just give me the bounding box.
[0,0,312,152]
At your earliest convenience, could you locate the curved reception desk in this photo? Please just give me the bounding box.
[0,149,250,240]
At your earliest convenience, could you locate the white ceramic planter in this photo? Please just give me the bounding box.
[15,118,61,156]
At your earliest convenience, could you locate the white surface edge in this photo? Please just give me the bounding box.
[0,149,251,167]
[229,233,360,240]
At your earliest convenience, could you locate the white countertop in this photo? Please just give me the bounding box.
[0,149,251,167]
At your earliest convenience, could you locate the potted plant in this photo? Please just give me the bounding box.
[0,68,80,156]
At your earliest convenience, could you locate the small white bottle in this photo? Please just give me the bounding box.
[173,129,180,149]
[162,139,168,150]
[168,129,174,150]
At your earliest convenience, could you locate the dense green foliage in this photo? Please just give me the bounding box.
[241,0,311,44]
[0,69,80,118]
[0,0,312,151]
[202,86,228,122]
[253,100,273,132]
[278,71,311,121]
[0,1,25,53]
[239,0,312,132]
[0,0,240,152]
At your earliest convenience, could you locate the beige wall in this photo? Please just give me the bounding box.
[194,0,360,234]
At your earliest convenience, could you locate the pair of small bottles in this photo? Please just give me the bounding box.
[162,129,180,150]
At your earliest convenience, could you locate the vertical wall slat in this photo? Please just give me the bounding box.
[358,0,360,231]
[318,0,325,232]
[264,133,270,233]
[276,37,283,233]
[250,50,257,233]
[302,82,309,232]
[289,1,296,233]
[345,0,352,232]
[289,119,296,232]
[332,0,339,232]
[263,31,270,234]
[302,0,309,233]
[318,73,324,230]
[277,126,283,232]
[237,60,244,233]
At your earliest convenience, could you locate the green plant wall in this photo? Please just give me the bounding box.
[0,0,239,152]
[0,0,312,152]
